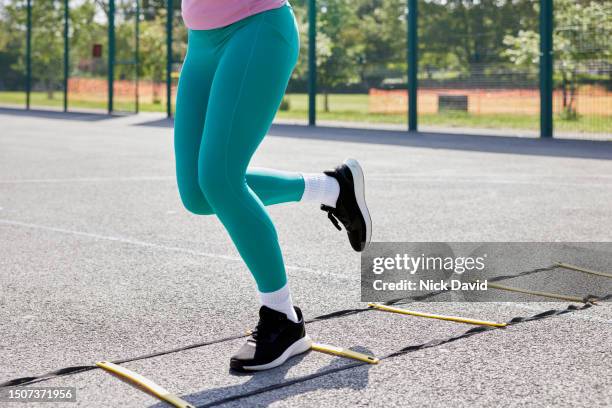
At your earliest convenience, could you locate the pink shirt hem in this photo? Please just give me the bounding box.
[182,0,287,30]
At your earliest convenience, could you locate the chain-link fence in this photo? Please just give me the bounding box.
[0,0,610,138]
[29,0,65,110]
[67,0,108,112]
[416,0,541,136]
[553,1,611,136]
[0,0,27,107]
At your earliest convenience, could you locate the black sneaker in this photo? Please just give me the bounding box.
[321,158,372,252]
[230,306,311,372]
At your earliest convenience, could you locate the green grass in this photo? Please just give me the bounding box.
[279,93,611,134]
[1,91,610,134]
[0,91,169,112]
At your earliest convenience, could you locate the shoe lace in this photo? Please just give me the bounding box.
[250,319,275,343]
[321,204,342,231]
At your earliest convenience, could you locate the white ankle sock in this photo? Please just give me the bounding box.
[301,173,340,208]
[259,283,299,323]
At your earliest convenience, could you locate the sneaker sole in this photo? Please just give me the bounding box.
[344,158,372,250]
[240,335,312,371]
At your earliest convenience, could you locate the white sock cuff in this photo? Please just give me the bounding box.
[259,283,299,323]
[259,282,292,305]
[301,173,340,208]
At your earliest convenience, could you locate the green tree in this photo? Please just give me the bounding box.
[139,11,166,103]
[356,0,407,85]
[69,0,108,79]
[7,0,64,99]
[0,0,27,91]
[317,0,362,111]
[289,0,332,93]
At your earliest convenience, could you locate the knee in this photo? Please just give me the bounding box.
[177,189,214,215]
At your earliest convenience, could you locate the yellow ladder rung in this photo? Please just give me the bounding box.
[311,342,379,364]
[96,361,194,408]
[368,303,507,327]
[555,262,612,279]
[487,282,589,303]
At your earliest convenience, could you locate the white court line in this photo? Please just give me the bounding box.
[0,218,357,282]
[0,176,174,184]
[367,176,612,188]
[369,172,612,179]
[0,219,609,319]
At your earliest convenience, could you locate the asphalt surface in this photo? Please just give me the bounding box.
[0,108,611,408]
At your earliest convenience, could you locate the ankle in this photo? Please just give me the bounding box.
[259,284,299,323]
[301,173,340,208]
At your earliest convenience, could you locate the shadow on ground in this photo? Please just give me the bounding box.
[134,117,612,160]
[0,107,126,122]
[148,347,373,408]
[2,108,609,160]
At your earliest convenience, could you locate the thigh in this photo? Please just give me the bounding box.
[199,6,299,179]
[174,36,218,213]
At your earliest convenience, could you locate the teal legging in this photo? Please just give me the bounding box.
[174,4,303,293]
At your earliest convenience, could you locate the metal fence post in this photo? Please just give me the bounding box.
[25,0,32,110]
[63,0,69,112]
[108,0,115,114]
[407,0,418,132]
[539,0,553,138]
[135,0,140,113]
[166,0,173,118]
[308,0,316,126]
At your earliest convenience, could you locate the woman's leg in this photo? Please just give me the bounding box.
[175,30,306,217]
[175,6,371,372]
[197,7,301,297]
[174,31,218,216]
[197,5,318,372]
